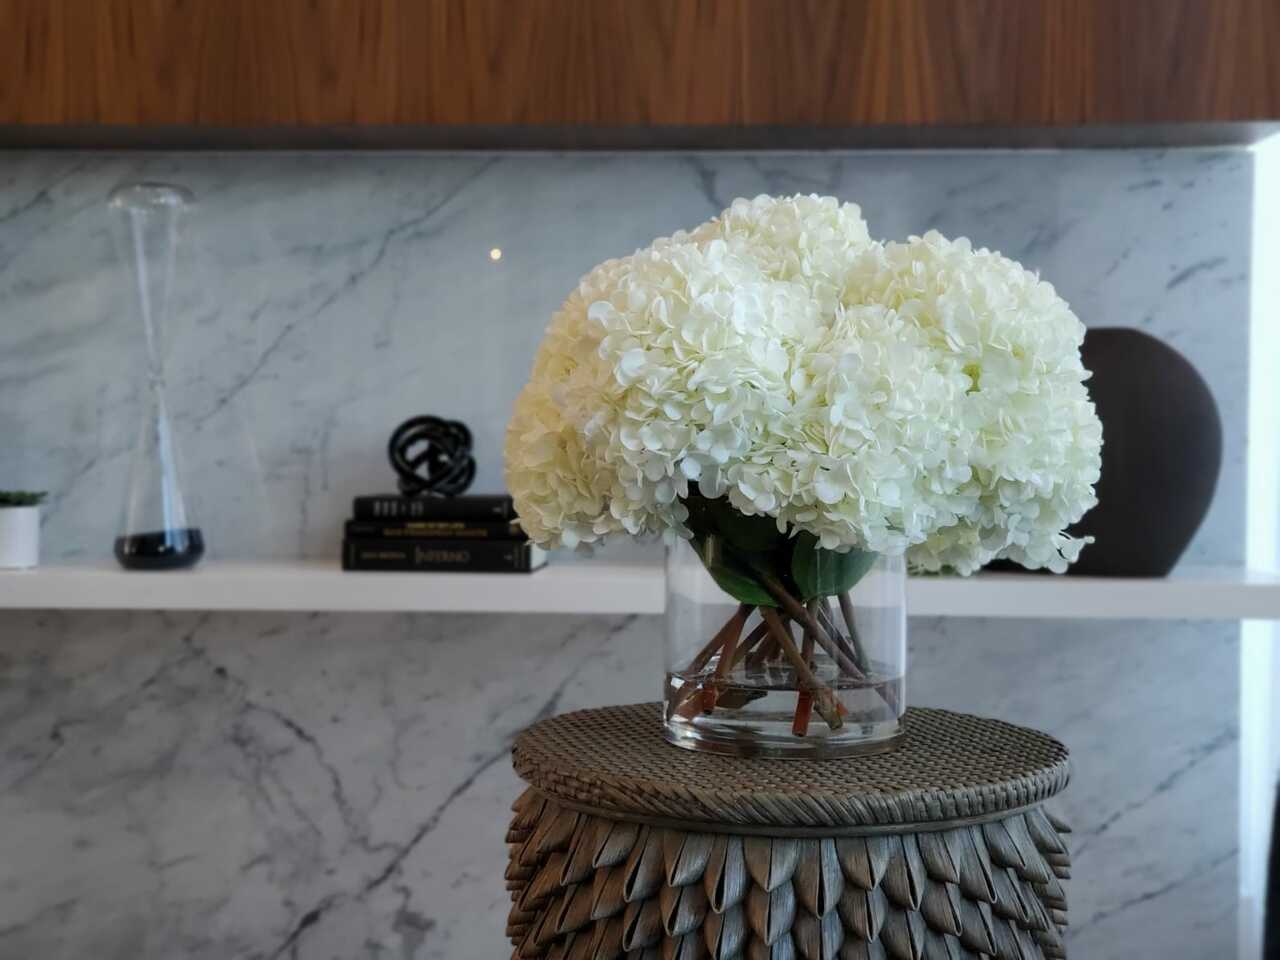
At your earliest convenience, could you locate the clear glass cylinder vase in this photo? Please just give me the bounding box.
[664,536,906,758]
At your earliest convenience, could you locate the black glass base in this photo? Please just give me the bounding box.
[114,528,205,570]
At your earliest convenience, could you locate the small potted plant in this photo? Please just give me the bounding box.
[0,491,46,569]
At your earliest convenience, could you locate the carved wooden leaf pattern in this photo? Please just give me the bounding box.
[506,789,1071,960]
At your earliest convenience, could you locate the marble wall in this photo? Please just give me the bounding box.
[0,148,1250,563]
[0,148,1252,958]
[0,610,1239,960]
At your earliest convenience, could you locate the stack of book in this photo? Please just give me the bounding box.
[342,494,546,573]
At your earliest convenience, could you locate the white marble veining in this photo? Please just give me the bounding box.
[910,616,1239,959]
[0,148,1252,958]
[0,610,1237,959]
[0,149,1250,565]
[0,610,662,959]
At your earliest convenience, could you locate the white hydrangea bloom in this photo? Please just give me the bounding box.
[505,196,1102,574]
[817,231,1102,572]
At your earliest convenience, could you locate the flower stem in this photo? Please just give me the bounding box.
[760,608,842,730]
[756,571,867,680]
[745,630,777,670]
[795,601,818,735]
[817,600,867,678]
[731,620,771,670]
[756,569,901,718]
[704,609,748,712]
[837,591,870,670]
[672,569,899,737]
[668,603,752,719]
[792,689,813,737]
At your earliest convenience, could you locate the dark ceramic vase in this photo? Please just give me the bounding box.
[1067,327,1222,577]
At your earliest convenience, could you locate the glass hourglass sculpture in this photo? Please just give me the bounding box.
[110,183,205,570]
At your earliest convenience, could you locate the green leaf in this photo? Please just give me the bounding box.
[709,503,784,553]
[683,491,784,553]
[682,492,717,539]
[791,532,878,600]
[703,563,778,607]
[681,490,789,606]
[689,533,779,607]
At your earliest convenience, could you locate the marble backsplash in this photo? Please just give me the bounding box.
[0,147,1254,958]
[0,610,1238,960]
[0,147,1251,564]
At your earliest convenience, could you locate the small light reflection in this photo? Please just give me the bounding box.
[489,247,503,262]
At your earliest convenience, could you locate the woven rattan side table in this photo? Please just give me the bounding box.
[506,704,1071,960]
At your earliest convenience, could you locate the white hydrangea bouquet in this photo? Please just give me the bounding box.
[506,195,1102,754]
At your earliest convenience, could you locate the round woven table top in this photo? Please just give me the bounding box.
[512,703,1070,832]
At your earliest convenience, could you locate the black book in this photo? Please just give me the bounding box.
[344,519,526,541]
[342,537,547,573]
[351,494,515,521]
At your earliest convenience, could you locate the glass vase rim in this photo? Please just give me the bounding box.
[108,181,195,211]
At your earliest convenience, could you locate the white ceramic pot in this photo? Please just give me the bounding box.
[0,506,40,568]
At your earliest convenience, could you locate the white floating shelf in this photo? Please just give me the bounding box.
[907,567,1280,620]
[0,561,1278,619]
[0,560,666,615]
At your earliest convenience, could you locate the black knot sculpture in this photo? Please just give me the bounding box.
[388,416,476,497]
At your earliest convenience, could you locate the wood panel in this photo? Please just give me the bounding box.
[1,0,1278,127]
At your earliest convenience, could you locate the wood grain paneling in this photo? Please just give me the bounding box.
[2,0,1278,127]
